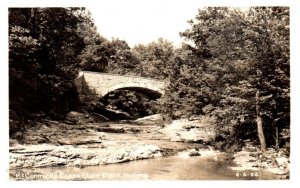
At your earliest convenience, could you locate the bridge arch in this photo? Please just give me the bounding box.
[75,71,167,99]
[103,86,162,99]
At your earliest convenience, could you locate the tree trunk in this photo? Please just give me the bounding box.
[256,90,267,152]
[272,118,279,148]
[272,99,279,148]
[275,126,279,147]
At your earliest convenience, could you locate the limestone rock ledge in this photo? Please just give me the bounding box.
[160,118,216,143]
[10,143,162,169]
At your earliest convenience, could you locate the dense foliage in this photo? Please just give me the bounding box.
[77,10,112,72]
[9,8,88,133]
[105,38,140,75]
[132,38,175,79]
[159,7,290,149]
[100,90,158,119]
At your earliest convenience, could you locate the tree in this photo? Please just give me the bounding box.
[9,8,87,133]
[77,9,112,72]
[132,38,175,79]
[164,7,250,121]
[244,7,290,150]
[106,38,139,75]
[163,7,289,150]
[100,90,158,119]
[9,23,41,131]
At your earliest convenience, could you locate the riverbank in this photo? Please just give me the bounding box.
[231,143,290,179]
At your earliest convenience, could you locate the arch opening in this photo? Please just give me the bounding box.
[103,87,162,100]
[99,88,161,120]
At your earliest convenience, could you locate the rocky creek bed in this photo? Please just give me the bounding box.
[9,115,204,170]
[9,114,289,180]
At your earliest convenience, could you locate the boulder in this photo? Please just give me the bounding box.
[275,157,289,166]
[161,118,216,143]
[9,139,19,147]
[188,149,201,156]
[134,114,163,124]
[66,111,93,124]
[26,136,47,144]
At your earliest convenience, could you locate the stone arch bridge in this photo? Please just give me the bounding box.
[75,71,168,99]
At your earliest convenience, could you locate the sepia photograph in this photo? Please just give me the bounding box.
[6,0,294,181]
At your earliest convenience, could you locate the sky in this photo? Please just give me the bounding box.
[86,0,273,47]
[86,0,280,47]
[87,0,205,47]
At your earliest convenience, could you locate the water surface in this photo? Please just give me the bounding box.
[11,154,277,180]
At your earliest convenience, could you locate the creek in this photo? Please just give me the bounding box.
[9,118,278,180]
[10,152,277,180]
